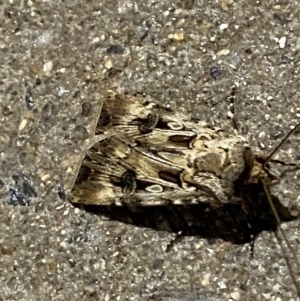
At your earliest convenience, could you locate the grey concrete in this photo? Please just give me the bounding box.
[1,0,300,300]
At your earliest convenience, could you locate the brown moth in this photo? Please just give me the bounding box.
[71,92,278,206]
[69,90,300,294]
[70,91,297,212]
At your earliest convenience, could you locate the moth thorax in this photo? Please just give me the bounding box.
[193,151,226,177]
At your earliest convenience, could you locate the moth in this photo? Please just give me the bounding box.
[69,90,300,293]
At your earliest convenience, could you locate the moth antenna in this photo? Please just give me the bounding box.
[227,84,239,131]
[261,179,300,296]
[264,122,300,167]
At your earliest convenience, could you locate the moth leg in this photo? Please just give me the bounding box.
[244,199,256,259]
[249,236,255,259]
[237,147,257,258]
[227,84,239,132]
[166,230,185,252]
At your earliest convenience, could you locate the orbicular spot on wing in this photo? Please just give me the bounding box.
[167,122,184,130]
[145,184,164,193]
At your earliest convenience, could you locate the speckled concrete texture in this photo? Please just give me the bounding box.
[1,0,300,300]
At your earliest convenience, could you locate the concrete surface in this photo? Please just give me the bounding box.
[1,0,300,300]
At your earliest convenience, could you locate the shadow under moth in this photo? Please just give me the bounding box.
[69,91,300,294]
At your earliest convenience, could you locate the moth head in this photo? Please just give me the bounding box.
[242,147,280,186]
[249,156,280,186]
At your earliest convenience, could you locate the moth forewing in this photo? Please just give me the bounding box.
[70,93,249,207]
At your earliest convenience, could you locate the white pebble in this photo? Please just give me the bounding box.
[219,23,229,30]
[278,36,286,48]
[43,61,53,72]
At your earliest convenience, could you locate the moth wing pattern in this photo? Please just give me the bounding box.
[70,93,249,207]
